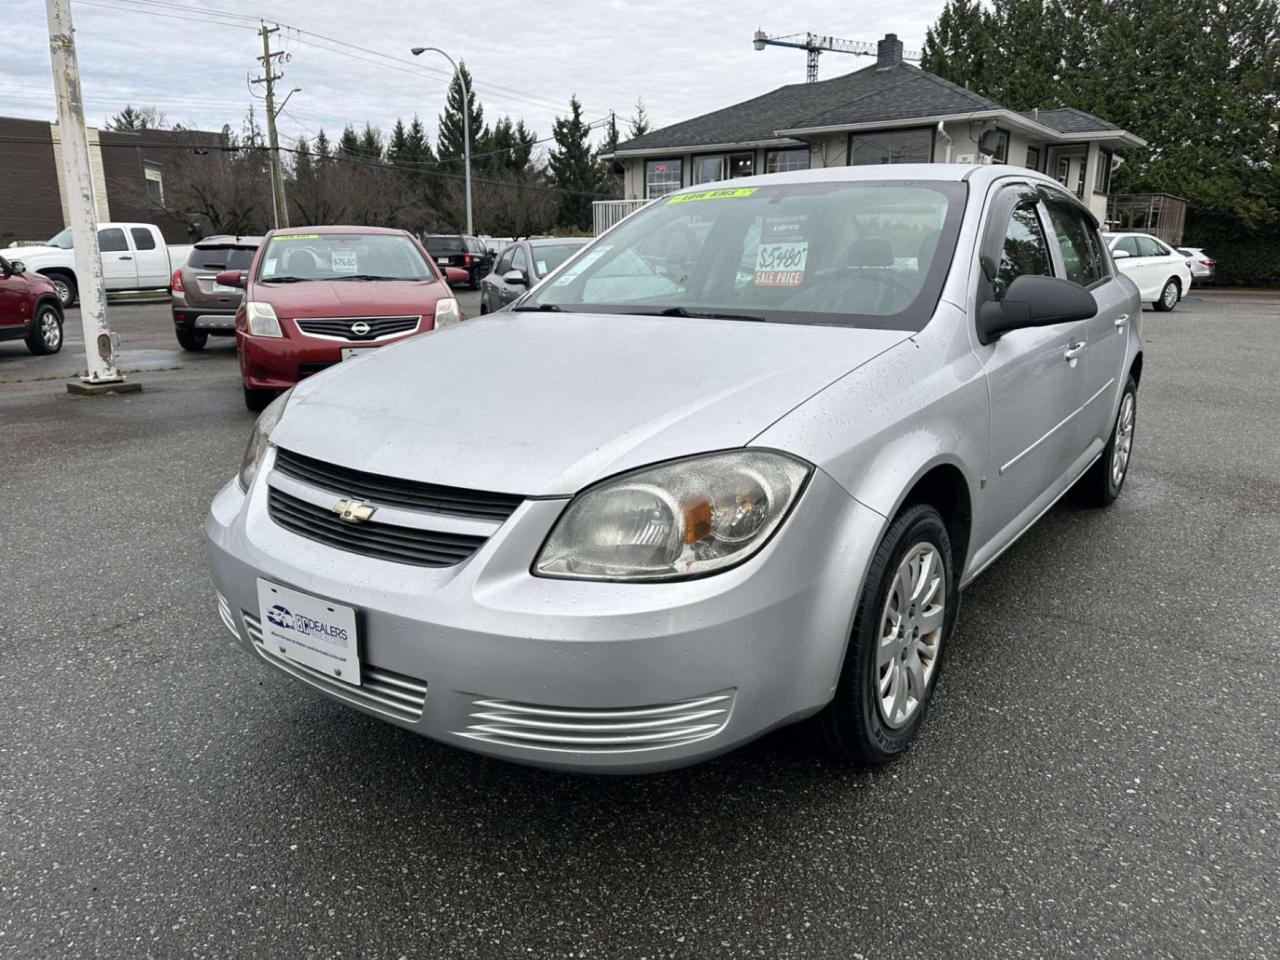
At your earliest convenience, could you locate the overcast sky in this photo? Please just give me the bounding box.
[5,0,945,157]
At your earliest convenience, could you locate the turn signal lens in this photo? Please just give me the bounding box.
[170,268,184,293]
[434,297,461,328]
[534,451,811,581]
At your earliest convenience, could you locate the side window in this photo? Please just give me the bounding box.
[130,227,157,250]
[1137,236,1166,258]
[1046,202,1105,287]
[98,228,128,252]
[994,204,1052,300]
[1114,236,1141,257]
[495,248,515,274]
[511,246,529,275]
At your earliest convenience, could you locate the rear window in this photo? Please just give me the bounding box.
[188,246,257,270]
[425,236,464,254]
[532,242,587,277]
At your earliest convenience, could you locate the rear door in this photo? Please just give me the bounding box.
[98,227,138,289]
[1043,192,1129,454]
[130,226,169,287]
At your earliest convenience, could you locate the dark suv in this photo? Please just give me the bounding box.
[423,234,494,290]
[171,235,261,350]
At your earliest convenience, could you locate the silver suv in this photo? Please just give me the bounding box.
[208,165,1142,773]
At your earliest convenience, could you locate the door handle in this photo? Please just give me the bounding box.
[1064,341,1088,362]
[119,255,133,260]
[1114,314,1129,328]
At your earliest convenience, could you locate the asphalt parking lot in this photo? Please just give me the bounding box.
[1,290,1277,959]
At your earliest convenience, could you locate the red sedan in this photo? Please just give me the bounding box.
[219,226,463,410]
[0,254,64,355]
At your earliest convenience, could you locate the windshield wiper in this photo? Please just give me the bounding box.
[639,306,769,322]
[332,274,411,282]
[512,303,565,312]
[261,276,312,283]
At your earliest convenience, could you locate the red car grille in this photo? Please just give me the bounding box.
[293,315,420,341]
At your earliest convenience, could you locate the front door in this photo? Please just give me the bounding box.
[0,258,32,330]
[97,227,138,289]
[971,189,1092,562]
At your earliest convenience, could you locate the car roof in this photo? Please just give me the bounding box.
[528,237,589,247]
[266,225,410,237]
[195,234,262,247]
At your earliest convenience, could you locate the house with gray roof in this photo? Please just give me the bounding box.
[603,34,1145,230]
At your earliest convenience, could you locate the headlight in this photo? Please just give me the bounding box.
[434,297,461,328]
[244,301,282,337]
[534,450,811,581]
[238,388,292,491]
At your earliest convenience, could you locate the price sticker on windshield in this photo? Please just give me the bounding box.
[754,241,808,286]
[331,250,358,274]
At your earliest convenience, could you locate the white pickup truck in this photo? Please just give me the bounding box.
[4,223,194,307]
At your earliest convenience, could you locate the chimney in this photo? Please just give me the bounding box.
[877,33,904,69]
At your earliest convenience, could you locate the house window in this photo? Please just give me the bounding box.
[988,129,1010,163]
[645,159,682,198]
[691,152,754,184]
[1025,146,1041,171]
[144,162,164,205]
[1095,149,1113,194]
[765,148,810,173]
[1075,158,1088,198]
[1054,156,1071,186]
[849,127,932,165]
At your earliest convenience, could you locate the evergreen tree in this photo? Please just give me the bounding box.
[627,98,650,139]
[596,112,623,198]
[548,96,600,230]
[359,123,385,161]
[337,124,362,159]
[313,129,333,165]
[437,62,486,171]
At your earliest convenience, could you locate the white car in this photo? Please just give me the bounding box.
[3,223,194,308]
[1176,246,1216,285]
[1102,232,1193,311]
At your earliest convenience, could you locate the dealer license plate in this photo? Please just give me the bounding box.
[256,579,361,686]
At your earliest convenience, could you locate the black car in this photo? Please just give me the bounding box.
[423,234,494,290]
[479,237,590,313]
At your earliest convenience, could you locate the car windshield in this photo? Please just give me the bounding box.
[425,236,464,254]
[258,233,433,282]
[532,242,588,278]
[46,227,73,249]
[189,246,257,270]
[523,180,966,330]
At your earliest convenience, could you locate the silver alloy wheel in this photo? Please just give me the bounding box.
[1111,391,1135,487]
[50,278,71,306]
[40,309,61,349]
[1162,281,1178,309]
[875,541,946,729]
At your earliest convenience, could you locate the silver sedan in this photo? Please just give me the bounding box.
[208,164,1143,773]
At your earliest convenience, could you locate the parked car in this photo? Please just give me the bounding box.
[2,223,194,307]
[1102,232,1193,311]
[222,226,461,412]
[170,235,261,351]
[1176,246,1215,285]
[479,237,590,313]
[209,165,1142,773]
[0,255,63,354]
[423,234,494,289]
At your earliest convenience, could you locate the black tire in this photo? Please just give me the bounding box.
[243,385,276,412]
[25,302,63,355]
[814,503,959,766]
[46,272,77,308]
[1076,375,1137,507]
[1153,278,1180,312]
[176,328,208,351]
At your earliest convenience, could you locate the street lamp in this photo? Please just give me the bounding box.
[411,45,472,235]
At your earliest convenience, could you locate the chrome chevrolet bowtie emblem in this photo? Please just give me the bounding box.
[332,498,377,523]
[350,321,371,336]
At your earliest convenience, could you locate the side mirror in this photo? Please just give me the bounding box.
[8,260,25,274]
[215,269,246,288]
[503,269,527,286]
[1111,249,1130,259]
[444,266,469,284]
[977,274,1097,345]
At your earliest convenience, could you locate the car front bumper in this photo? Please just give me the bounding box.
[237,328,424,390]
[206,452,883,773]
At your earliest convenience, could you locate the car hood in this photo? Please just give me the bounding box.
[252,278,452,318]
[273,312,910,496]
[3,245,63,264]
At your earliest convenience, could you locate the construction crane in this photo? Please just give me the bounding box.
[752,29,921,83]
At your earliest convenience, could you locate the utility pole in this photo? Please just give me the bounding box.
[45,0,133,392]
[410,46,472,235]
[253,22,289,228]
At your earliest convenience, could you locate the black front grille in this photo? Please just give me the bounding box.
[267,488,486,567]
[274,448,523,521]
[293,315,420,341]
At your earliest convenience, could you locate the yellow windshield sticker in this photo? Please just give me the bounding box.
[274,233,320,241]
[667,187,758,204]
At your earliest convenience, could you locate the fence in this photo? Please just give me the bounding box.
[1106,194,1188,246]
[592,198,650,236]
